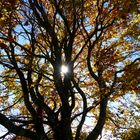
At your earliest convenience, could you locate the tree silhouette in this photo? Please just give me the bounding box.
[0,0,139,140]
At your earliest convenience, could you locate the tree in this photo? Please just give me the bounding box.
[0,0,139,139]
[121,127,140,140]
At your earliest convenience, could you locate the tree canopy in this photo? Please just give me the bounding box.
[0,0,140,140]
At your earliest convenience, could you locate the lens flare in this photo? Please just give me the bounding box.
[61,65,68,74]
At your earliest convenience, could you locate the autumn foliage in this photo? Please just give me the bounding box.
[0,0,139,140]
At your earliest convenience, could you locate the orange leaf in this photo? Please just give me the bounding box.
[0,43,8,49]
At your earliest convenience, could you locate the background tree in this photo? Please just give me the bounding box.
[0,0,139,140]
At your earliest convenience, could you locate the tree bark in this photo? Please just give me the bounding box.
[86,97,108,140]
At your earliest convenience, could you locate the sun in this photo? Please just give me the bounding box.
[61,65,68,74]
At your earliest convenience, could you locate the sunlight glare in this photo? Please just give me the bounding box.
[61,65,68,74]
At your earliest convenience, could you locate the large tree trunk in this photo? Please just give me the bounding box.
[54,121,73,140]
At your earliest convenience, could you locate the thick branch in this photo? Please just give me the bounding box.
[86,97,108,140]
[0,113,37,139]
